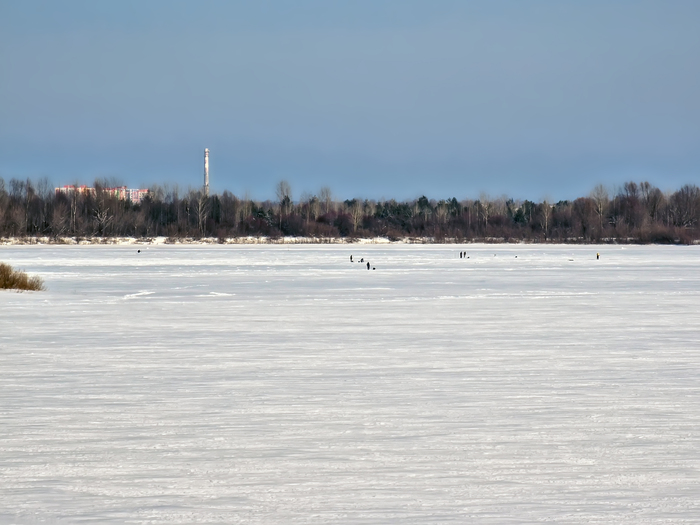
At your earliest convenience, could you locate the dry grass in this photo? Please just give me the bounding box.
[0,262,45,291]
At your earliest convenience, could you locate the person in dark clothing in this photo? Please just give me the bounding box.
[360,258,364,263]
[460,252,463,258]
[350,255,353,262]
[367,262,370,270]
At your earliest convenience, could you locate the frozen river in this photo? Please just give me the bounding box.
[1,244,699,524]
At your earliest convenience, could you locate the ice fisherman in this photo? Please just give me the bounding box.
[367,262,370,270]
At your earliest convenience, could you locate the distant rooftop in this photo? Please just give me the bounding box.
[55,185,150,204]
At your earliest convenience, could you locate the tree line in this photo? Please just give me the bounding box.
[1,177,699,243]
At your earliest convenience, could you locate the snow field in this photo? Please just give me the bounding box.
[1,245,699,523]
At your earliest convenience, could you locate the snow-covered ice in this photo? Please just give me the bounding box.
[1,244,699,524]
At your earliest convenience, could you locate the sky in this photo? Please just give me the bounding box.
[1,0,699,202]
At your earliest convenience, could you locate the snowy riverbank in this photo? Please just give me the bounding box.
[3,235,697,246]
[0,235,524,246]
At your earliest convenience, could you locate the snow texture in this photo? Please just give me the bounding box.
[1,245,699,524]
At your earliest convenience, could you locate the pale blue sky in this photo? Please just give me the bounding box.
[1,0,699,200]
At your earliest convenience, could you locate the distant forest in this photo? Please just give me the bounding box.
[1,177,699,243]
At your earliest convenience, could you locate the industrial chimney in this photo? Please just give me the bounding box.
[204,148,209,196]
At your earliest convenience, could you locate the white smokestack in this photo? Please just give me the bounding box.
[204,148,209,196]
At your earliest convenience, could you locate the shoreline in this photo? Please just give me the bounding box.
[2,236,698,246]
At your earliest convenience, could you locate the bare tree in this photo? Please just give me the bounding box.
[640,181,664,222]
[623,181,638,199]
[240,192,252,224]
[190,190,210,235]
[319,186,333,214]
[50,202,69,236]
[670,184,700,228]
[479,193,492,229]
[276,180,292,228]
[349,199,363,232]
[94,207,113,235]
[538,199,553,240]
[591,184,609,233]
